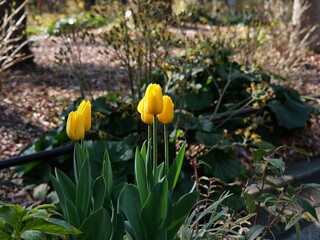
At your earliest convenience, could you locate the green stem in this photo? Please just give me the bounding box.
[153,115,157,176]
[164,124,169,175]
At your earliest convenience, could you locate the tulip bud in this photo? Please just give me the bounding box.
[137,98,154,125]
[77,100,91,131]
[66,111,85,140]
[144,84,163,115]
[157,95,174,124]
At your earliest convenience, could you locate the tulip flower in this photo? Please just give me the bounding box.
[144,83,163,115]
[77,100,91,131]
[157,96,174,124]
[66,111,85,140]
[137,98,154,125]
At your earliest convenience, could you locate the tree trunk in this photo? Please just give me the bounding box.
[292,0,320,52]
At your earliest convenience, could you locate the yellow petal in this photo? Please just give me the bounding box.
[66,111,85,140]
[77,100,91,131]
[144,84,163,115]
[157,95,174,124]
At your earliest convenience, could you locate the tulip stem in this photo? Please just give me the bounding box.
[153,115,157,176]
[164,124,169,175]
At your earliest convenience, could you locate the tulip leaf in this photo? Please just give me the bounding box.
[102,150,113,206]
[54,168,76,203]
[93,176,106,211]
[79,208,112,240]
[65,199,80,228]
[168,142,186,192]
[140,141,147,163]
[111,208,125,240]
[135,148,148,205]
[119,184,146,240]
[49,174,67,217]
[140,178,172,239]
[145,139,154,192]
[76,159,91,223]
[167,191,199,240]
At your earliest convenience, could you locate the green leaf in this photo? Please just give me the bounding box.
[284,213,301,231]
[0,204,26,229]
[244,194,256,214]
[65,198,80,227]
[55,168,76,203]
[245,225,264,240]
[140,141,147,163]
[79,208,112,240]
[50,174,67,217]
[93,176,106,211]
[264,157,286,174]
[21,218,81,235]
[268,91,312,129]
[185,88,214,111]
[295,199,319,221]
[0,228,12,240]
[252,149,267,162]
[20,230,46,240]
[119,184,146,240]
[256,193,277,204]
[111,208,125,240]
[167,192,198,240]
[277,145,309,161]
[102,150,113,206]
[295,222,301,240]
[140,178,171,240]
[135,148,148,205]
[168,142,186,192]
[76,159,91,223]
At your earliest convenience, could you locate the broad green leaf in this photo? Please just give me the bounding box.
[55,168,76,203]
[140,178,171,239]
[102,150,113,206]
[252,149,267,162]
[185,89,214,111]
[79,208,112,240]
[0,204,26,229]
[268,91,312,129]
[168,142,186,192]
[21,218,81,235]
[76,159,91,223]
[295,199,319,221]
[20,230,46,240]
[264,157,285,174]
[167,191,198,240]
[0,229,12,240]
[245,225,264,240]
[134,148,148,205]
[93,176,106,211]
[119,184,146,240]
[244,194,256,214]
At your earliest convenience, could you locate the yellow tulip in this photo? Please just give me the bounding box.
[144,83,163,115]
[77,100,91,131]
[158,95,174,124]
[66,111,85,140]
[137,98,154,125]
